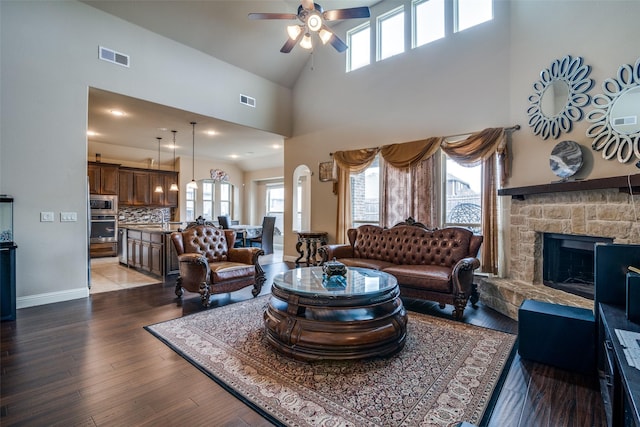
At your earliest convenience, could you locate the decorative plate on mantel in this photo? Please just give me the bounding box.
[549,140,583,179]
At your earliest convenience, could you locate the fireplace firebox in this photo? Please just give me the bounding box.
[543,233,614,300]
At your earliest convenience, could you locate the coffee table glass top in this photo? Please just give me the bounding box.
[272,267,397,297]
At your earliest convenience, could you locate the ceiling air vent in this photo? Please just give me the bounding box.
[99,46,130,68]
[240,94,256,108]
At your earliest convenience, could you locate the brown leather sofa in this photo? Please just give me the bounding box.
[170,224,265,307]
[318,220,483,319]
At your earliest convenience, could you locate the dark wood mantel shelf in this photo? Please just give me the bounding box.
[498,173,640,200]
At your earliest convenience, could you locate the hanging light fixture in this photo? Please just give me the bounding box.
[169,130,179,192]
[154,137,164,193]
[186,122,198,190]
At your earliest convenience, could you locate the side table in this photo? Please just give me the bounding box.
[294,231,328,267]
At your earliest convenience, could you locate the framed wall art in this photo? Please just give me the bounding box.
[319,161,334,182]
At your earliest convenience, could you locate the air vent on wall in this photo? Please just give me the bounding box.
[99,46,130,68]
[240,94,256,108]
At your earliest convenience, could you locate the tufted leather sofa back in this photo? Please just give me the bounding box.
[350,225,479,268]
[172,225,230,263]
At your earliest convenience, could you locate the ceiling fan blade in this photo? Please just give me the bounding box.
[301,0,315,11]
[280,31,304,53]
[329,34,348,53]
[323,7,371,21]
[248,12,297,20]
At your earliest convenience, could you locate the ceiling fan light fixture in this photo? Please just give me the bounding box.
[300,33,313,49]
[307,12,322,32]
[319,27,332,44]
[287,25,303,40]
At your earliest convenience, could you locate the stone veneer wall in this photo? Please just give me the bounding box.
[479,188,640,320]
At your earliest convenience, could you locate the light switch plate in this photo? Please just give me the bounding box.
[60,212,77,222]
[40,211,54,222]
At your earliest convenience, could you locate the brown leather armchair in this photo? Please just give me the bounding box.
[170,224,265,307]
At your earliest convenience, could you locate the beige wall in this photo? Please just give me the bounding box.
[283,0,640,262]
[0,1,290,307]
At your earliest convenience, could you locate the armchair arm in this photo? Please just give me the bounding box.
[177,253,210,287]
[227,247,263,265]
[450,257,481,295]
[318,244,354,264]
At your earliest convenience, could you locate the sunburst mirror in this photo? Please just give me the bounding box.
[527,55,593,140]
[586,57,640,163]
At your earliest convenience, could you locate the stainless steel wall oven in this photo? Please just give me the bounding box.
[90,195,117,243]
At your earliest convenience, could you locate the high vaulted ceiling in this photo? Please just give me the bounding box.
[82,0,376,171]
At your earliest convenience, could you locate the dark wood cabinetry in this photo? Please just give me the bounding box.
[125,228,178,278]
[118,167,177,207]
[88,162,119,195]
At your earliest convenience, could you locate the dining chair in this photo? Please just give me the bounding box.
[248,216,276,255]
[218,215,244,247]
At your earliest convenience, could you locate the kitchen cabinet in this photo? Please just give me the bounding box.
[125,228,169,278]
[119,168,177,207]
[88,162,119,195]
[90,242,117,258]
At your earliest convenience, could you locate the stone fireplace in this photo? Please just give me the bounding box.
[478,179,640,320]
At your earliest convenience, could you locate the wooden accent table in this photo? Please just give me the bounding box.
[294,231,328,267]
[264,267,408,361]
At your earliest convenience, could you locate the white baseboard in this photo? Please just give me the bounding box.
[17,287,90,309]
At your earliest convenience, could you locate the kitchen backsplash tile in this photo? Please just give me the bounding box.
[118,207,170,224]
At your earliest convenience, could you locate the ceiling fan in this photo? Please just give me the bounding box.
[248,0,370,53]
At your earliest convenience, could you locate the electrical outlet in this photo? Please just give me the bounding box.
[60,212,77,222]
[40,211,54,222]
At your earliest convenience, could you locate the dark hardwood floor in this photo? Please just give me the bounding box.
[1,262,605,426]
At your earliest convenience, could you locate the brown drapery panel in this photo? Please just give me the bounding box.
[380,137,442,168]
[333,148,379,243]
[441,127,506,274]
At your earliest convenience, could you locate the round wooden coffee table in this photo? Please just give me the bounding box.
[264,267,408,361]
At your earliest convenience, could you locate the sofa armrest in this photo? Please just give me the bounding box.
[451,257,481,295]
[177,253,210,284]
[318,244,354,264]
[227,247,264,265]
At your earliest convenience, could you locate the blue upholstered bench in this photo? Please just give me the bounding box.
[518,299,596,375]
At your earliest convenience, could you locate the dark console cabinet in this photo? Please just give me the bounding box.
[599,304,640,427]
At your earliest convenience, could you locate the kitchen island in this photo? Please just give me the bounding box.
[119,223,182,279]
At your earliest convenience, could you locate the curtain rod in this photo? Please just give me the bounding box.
[330,125,520,156]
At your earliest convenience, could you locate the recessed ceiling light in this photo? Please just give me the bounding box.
[87,130,98,137]
[110,109,125,116]
[206,130,217,136]
[157,127,168,132]
[272,144,281,149]
[230,154,239,159]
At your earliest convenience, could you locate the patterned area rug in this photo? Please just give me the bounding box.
[146,296,516,427]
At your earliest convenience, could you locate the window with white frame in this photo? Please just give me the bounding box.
[202,181,214,220]
[347,22,370,72]
[186,186,196,221]
[219,182,231,217]
[266,183,285,237]
[412,0,445,48]
[441,152,482,233]
[377,6,405,61]
[350,155,380,227]
[455,0,493,33]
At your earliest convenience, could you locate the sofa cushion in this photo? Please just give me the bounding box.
[352,225,473,268]
[339,258,396,271]
[382,264,452,293]
[209,262,254,283]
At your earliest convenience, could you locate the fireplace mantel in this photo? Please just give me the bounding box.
[498,173,640,200]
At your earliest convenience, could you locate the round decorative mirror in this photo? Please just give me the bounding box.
[527,55,594,140]
[549,140,583,179]
[586,57,640,163]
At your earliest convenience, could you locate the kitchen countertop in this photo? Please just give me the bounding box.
[120,223,183,233]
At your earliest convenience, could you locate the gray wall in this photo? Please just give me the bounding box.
[0,1,291,307]
[283,0,640,259]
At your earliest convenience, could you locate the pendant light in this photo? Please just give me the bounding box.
[186,121,198,190]
[169,130,179,192]
[154,137,164,193]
